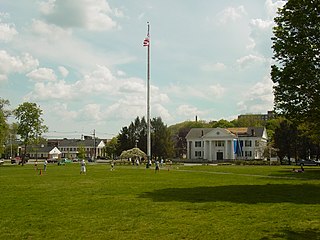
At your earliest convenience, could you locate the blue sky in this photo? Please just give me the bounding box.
[0,0,286,139]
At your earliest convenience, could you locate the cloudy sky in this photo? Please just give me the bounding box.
[0,0,286,139]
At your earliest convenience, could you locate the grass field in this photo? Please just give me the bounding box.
[0,163,319,240]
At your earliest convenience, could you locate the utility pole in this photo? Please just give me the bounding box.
[143,22,151,162]
[93,129,96,161]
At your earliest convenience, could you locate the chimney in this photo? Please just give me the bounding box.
[251,129,255,136]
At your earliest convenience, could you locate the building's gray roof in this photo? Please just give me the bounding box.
[186,127,265,139]
[58,139,104,147]
[185,128,215,139]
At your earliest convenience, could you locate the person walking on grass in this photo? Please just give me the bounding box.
[80,159,86,174]
[43,159,47,172]
[155,160,160,173]
[111,161,115,171]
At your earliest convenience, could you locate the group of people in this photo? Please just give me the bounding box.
[35,158,170,174]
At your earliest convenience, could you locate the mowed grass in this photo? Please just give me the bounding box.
[0,163,320,240]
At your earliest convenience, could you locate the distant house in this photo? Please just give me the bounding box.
[58,139,106,159]
[27,138,107,160]
[186,127,268,161]
[238,111,274,121]
[29,146,61,159]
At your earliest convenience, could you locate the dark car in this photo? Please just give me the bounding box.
[86,157,94,162]
[47,158,58,163]
[296,159,320,166]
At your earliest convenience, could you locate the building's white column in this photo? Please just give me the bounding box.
[212,141,215,161]
[224,140,228,160]
[209,141,212,161]
[231,139,235,160]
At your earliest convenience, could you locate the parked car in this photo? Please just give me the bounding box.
[296,159,320,166]
[0,159,4,165]
[58,158,72,165]
[11,156,21,164]
[11,156,28,164]
[47,158,58,163]
[86,157,94,162]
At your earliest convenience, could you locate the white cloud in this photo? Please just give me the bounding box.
[236,54,267,69]
[31,19,72,41]
[18,19,132,72]
[79,104,103,122]
[26,80,76,101]
[153,103,172,122]
[201,62,226,72]
[177,105,207,119]
[119,78,145,94]
[237,75,274,113]
[75,65,116,94]
[250,19,273,30]
[51,103,78,121]
[27,67,57,81]
[39,0,56,15]
[0,13,18,42]
[265,0,286,18]
[217,6,247,24]
[0,23,18,42]
[208,84,225,98]
[40,0,117,31]
[0,50,39,79]
[167,83,225,101]
[58,66,69,78]
[247,18,274,52]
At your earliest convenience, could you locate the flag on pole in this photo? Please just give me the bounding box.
[143,37,149,47]
[143,22,150,47]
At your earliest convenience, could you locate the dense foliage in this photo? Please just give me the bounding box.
[271,0,320,130]
[116,116,173,160]
[13,102,48,164]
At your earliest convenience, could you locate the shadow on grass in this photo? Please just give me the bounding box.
[271,167,320,180]
[139,184,320,204]
[262,228,320,240]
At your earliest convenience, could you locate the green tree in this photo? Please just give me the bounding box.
[271,0,320,127]
[77,145,86,160]
[0,98,10,157]
[211,119,235,128]
[274,119,299,163]
[151,117,174,160]
[104,137,118,159]
[13,102,48,165]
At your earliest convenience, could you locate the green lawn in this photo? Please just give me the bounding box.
[0,163,319,240]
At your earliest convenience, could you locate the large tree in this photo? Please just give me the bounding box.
[0,98,10,157]
[151,117,174,160]
[271,0,320,126]
[13,102,48,164]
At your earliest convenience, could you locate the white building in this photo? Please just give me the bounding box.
[186,127,268,161]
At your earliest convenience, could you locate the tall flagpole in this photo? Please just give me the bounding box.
[144,22,151,162]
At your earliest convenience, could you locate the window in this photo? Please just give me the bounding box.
[245,140,252,147]
[195,151,202,157]
[245,151,252,157]
[215,141,224,147]
[195,141,201,147]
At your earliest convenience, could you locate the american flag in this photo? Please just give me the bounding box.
[143,37,149,47]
